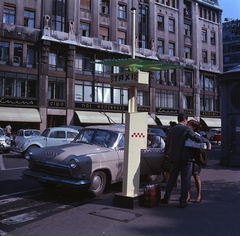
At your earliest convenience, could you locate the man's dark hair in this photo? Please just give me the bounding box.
[177,113,188,122]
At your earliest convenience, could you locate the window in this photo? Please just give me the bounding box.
[113,87,128,105]
[157,39,164,54]
[168,42,175,56]
[75,80,93,102]
[94,82,111,103]
[99,26,109,41]
[0,73,37,98]
[202,29,207,42]
[118,3,126,19]
[80,22,90,37]
[117,31,126,44]
[49,49,65,71]
[183,94,193,109]
[156,89,178,108]
[27,46,35,68]
[3,5,15,24]
[157,15,164,30]
[210,32,215,45]
[48,77,65,100]
[211,53,216,65]
[14,43,23,66]
[205,76,214,91]
[81,0,91,9]
[137,90,149,106]
[51,0,66,31]
[0,41,9,65]
[184,47,192,59]
[24,10,35,28]
[185,71,192,88]
[138,4,149,49]
[184,23,191,36]
[16,74,37,98]
[75,54,93,74]
[100,0,109,14]
[168,18,175,33]
[201,95,214,111]
[95,59,111,77]
[202,51,207,63]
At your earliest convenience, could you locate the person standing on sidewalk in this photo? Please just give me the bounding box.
[5,124,11,137]
[186,119,206,203]
[161,113,211,208]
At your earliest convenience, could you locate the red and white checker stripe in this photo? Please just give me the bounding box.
[141,148,164,153]
[131,132,145,138]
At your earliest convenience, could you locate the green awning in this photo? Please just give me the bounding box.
[93,58,183,72]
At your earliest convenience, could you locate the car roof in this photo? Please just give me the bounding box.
[84,124,125,133]
[46,127,79,132]
[18,129,40,131]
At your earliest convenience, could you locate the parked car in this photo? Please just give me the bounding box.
[14,129,41,147]
[148,127,167,141]
[13,127,79,155]
[209,131,221,145]
[0,128,11,153]
[23,125,165,197]
[60,125,82,132]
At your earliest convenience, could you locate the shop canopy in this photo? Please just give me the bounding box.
[0,107,41,122]
[93,58,183,72]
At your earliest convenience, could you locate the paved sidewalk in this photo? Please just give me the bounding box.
[7,147,240,236]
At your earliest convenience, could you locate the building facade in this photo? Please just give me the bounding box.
[222,21,240,72]
[0,0,223,133]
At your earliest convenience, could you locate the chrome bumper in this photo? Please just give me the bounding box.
[22,169,91,187]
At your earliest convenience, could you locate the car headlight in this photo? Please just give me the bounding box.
[25,150,33,160]
[68,158,79,169]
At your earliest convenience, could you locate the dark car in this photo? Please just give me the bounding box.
[148,127,167,141]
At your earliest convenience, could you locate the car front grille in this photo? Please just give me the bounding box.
[33,161,71,177]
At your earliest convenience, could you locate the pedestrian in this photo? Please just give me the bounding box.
[161,121,177,185]
[161,113,211,208]
[186,119,206,203]
[147,133,165,149]
[6,124,11,137]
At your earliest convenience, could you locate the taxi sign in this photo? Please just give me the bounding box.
[110,71,148,88]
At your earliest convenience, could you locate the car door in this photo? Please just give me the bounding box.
[47,130,67,146]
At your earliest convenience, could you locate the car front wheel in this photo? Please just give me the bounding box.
[90,171,106,197]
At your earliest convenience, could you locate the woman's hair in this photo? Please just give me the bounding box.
[188,119,201,132]
[169,121,177,128]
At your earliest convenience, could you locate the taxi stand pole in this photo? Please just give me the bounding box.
[113,8,148,209]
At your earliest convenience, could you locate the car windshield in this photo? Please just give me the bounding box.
[41,129,50,137]
[148,128,166,136]
[73,129,119,148]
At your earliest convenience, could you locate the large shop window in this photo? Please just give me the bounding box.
[48,77,66,100]
[94,82,111,103]
[156,89,178,109]
[113,87,128,105]
[0,73,37,98]
[75,81,93,102]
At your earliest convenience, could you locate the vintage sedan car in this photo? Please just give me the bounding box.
[13,127,79,155]
[14,129,41,146]
[0,128,11,153]
[22,125,165,197]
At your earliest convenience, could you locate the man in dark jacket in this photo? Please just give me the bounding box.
[161,113,211,208]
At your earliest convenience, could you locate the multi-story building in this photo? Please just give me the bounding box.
[0,0,223,133]
[222,21,240,72]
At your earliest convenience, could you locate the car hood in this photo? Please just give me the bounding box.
[28,142,111,161]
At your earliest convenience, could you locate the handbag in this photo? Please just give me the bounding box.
[190,148,207,166]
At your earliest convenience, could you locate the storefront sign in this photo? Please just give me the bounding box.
[0,97,37,106]
[200,111,220,116]
[156,108,179,114]
[48,101,65,107]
